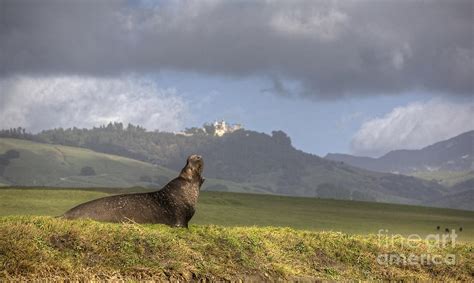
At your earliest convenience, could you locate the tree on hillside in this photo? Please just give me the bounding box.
[80,166,96,176]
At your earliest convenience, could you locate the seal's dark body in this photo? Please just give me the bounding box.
[62,155,204,227]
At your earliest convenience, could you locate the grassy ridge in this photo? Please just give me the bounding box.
[0,138,261,193]
[1,188,473,241]
[1,216,472,280]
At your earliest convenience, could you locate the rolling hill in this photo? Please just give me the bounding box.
[325,131,474,210]
[0,138,258,193]
[0,127,448,207]
[0,138,175,187]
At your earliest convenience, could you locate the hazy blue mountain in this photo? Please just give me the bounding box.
[326,130,474,174]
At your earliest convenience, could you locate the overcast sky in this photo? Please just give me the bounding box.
[0,0,473,157]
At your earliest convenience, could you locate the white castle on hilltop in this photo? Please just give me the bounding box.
[175,120,243,137]
[210,120,242,136]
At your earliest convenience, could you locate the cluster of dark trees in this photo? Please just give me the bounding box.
[0,128,34,140]
[34,122,215,166]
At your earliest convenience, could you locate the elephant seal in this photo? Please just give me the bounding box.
[62,154,204,228]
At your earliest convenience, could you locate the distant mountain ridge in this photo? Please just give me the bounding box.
[326,130,474,174]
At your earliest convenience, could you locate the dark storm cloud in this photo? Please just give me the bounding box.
[1,0,472,97]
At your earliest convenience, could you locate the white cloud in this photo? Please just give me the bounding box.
[0,76,189,132]
[351,99,474,157]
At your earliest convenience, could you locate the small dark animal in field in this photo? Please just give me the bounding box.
[445,228,450,233]
[459,227,463,232]
[62,155,205,228]
[436,226,440,230]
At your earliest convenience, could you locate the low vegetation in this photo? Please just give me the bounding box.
[1,216,472,280]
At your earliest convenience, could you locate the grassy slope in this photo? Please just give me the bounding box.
[1,188,473,242]
[1,216,472,280]
[411,170,474,187]
[0,138,175,187]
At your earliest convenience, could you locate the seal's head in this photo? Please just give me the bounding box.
[180,154,204,183]
[187,154,203,174]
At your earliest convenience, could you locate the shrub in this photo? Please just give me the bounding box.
[4,150,20,159]
[80,166,96,176]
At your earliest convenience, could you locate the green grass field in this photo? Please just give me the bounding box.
[1,187,473,242]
